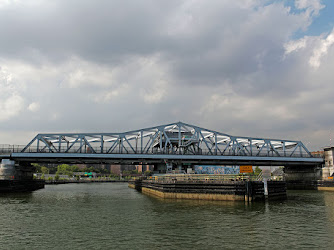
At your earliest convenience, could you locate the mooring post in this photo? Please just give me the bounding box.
[245,181,252,202]
[263,178,268,197]
[262,168,271,198]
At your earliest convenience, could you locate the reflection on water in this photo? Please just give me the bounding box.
[324,190,334,224]
[0,183,333,249]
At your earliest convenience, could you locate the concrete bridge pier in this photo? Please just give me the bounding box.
[0,159,35,180]
[153,162,174,173]
[153,163,165,173]
[0,159,44,191]
[284,165,322,190]
[178,164,183,172]
[322,147,334,180]
[153,162,193,174]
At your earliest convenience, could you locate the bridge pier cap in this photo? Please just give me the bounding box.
[1,122,323,166]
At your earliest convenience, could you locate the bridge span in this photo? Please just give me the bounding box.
[0,122,324,167]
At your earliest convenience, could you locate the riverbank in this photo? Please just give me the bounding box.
[317,180,334,191]
[44,179,128,185]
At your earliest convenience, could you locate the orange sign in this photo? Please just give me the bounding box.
[240,165,253,173]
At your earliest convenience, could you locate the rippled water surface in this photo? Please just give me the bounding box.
[0,183,334,249]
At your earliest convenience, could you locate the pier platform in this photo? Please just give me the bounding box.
[0,179,45,192]
[129,175,287,202]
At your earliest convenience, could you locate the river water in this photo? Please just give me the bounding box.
[0,183,333,249]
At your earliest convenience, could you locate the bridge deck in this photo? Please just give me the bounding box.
[6,152,324,166]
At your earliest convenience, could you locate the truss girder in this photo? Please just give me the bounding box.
[20,122,313,158]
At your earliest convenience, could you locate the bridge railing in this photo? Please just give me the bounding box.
[0,145,26,154]
[0,144,322,158]
[145,174,262,183]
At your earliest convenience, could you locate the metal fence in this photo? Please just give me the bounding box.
[144,174,262,183]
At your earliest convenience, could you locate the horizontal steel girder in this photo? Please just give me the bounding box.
[7,153,324,166]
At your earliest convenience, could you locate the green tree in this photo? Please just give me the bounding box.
[71,165,79,172]
[123,170,131,175]
[32,163,42,173]
[56,164,79,176]
[48,165,58,174]
[55,173,60,181]
[41,166,49,174]
[254,166,262,175]
[144,170,152,176]
[56,164,68,175]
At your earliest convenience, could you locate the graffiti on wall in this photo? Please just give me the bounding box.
[194,165,239,175]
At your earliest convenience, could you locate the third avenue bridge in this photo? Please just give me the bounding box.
[0,122,324,167]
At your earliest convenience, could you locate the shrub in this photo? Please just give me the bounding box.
[144,171,153,176]
[54,173,60,181]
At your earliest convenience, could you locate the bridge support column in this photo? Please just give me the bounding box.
[167,163,173,173]
[153,163,172,174]
[178,164,183,172]
[0,159,16,179]
[284,165,322,190]
[0,160,36,180]
[186,165,194,174]
[0,160,44,191]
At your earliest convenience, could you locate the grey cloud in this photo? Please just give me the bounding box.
[0,0,177,63]
[0,0,333,151]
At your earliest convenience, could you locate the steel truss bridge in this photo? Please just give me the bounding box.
[0,122,324,166]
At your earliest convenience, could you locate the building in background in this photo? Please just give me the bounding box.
[311,150,324,158]
[135,164,154,173]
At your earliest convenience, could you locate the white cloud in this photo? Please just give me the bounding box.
[283,28,334,69]
[60,57,114,88]
[141,80,168,104]
[309,29,334,68]
[294,0,325,30]
[0,95,24,121]
[284,38,308,55]
[0,66,24,121]
[27,102,40,112]
[295,0,325,15]
[0,0,21,9]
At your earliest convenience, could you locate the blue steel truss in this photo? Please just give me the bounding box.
[20,122,312,158]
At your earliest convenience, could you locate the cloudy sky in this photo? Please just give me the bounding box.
[0,0,333,150]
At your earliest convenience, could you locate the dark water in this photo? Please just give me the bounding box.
[0,183,333,250]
